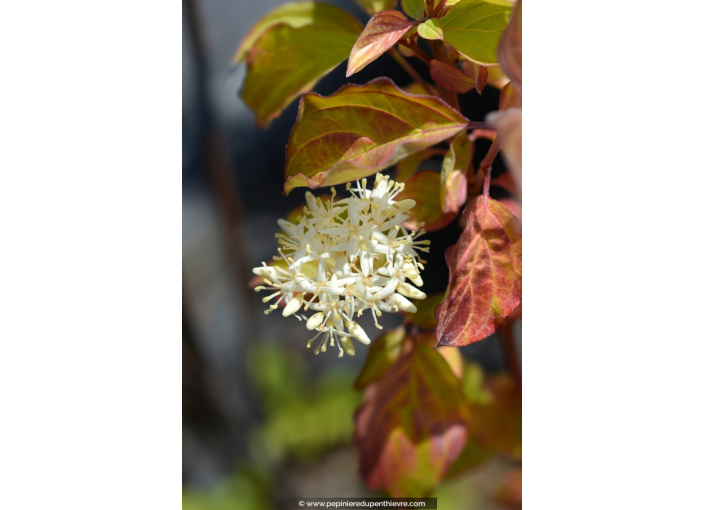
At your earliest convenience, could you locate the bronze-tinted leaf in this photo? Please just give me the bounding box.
[354,338,469,496]
[440,131,474,213]
[436,196,521,346]
[284,78,468,194]
[438,0,513,65]
[429,59,475,93]
[407,292,445,329]
[347,10,414,77]
[240,5,363,127]
[458,60,489,93]
[497,0,521,93]
[394,170,458,231]
[354,328,407,390]
[499,81,521,110]
[233,1,362,63]
[487,108,522,196]
[355,0,399,16]
[468,374,521,457]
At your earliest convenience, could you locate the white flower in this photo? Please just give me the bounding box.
[253,173,430,357]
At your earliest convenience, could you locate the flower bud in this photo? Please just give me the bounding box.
[397,282,426,300]
[282,294,303,317]
[390,293,417,313]
[306,312,325,330]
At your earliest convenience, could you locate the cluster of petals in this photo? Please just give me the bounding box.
[253,173,429,357]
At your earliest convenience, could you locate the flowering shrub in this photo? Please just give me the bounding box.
[238,0,522,500]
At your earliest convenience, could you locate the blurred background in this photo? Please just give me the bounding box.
[182,0,521,507]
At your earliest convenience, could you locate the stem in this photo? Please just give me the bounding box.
[389,48,435,95]
[499,324,522,389]
[479,137,502,176]
[398,39,432,65]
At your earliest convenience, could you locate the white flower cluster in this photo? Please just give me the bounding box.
[253,173,429,357]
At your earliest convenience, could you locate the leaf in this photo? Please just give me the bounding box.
[347,10,414,77]
[395,147,444,182]
[429,59,474,93]
[487,108,522,196]
[401,0,426,19]
[468,374,521,457]
[440,131,474,213]
[407,292,445,329]
[394,170,458,231]
[284,78,469,194]
[497,0,521,93]
[490,172,518,198]
[499,81,521,110]
[354,339,469,497]
[234,1,362,63]
[438,0,513,65]
[354,328,407,390]
[355,0,399,16]
[417,18,443,40]
[435,196,521,347]
[240,8,362,127]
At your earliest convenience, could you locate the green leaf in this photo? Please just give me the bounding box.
[401,0,426,19]
[284,78,468,194]
[354,339,469,497]
[417,18,443,40]
[354,328,407,390]
[407,292,445,329]
[355,0,399,15]
[435,196,522,347]
[233,1,362,63]
[394,170,458,231]
[347,10,414,77]
[440,131,474,213]
[241,19,361,127]
[438,0,513,65]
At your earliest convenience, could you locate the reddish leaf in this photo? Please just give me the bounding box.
[440,131,474,213]
[354,337,469,496]
[499,81,521,110]
[284,78,468,194]
[429,59,474,93]
[497,0,522,93]
[497,197,521,220]
[491,172,518,198]
[394,170,458,231]
[347,10,414,77]
[354,328,407,390]
[435,196,521,347]
[468,375,521,457]
[487,108,522,197]
[459,60,489,94]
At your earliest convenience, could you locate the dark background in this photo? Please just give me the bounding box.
[182,1,520,507]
